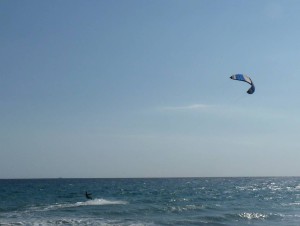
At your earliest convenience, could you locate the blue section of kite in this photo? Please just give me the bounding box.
[230,74,255,94]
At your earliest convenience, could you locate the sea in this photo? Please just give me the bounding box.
[1,177,300,226]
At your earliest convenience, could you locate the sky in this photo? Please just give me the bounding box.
[1,0,300,178]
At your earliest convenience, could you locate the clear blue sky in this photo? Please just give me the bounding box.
[1,0,300,178]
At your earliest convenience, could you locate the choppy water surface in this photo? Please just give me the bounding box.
[1,177,300,225]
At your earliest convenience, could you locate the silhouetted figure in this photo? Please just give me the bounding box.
[85,191,92,200]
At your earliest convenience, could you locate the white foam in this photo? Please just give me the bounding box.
[239,212,268,220]
[75,198,128,206]
[28,198,127,212]
[0,218,141,226]
[0,218,152,226]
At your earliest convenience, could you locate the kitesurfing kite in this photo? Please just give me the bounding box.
[230,74,255,94]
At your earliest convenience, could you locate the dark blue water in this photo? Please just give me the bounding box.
[1,177,300,225]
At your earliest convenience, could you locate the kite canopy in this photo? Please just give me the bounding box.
[230,74,255,94]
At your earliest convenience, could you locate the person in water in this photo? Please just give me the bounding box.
[85,191,92,200]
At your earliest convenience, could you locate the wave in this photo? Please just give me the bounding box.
[0,199,129,225]
[238,212,268,220]
[31,198,127,212]
[227,212,284,222]
[0,218,154,226]
[75,198,128,207]
[167,204,206,213]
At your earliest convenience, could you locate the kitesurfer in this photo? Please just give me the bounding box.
[85,191,92,200]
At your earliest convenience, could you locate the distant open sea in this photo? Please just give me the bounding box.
[1,177,300,225]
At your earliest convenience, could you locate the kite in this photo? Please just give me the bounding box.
[230,74,255,94]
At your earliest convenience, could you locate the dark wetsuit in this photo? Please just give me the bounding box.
[85,191,92,200]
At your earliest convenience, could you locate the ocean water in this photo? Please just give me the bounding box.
[1,177,300,225]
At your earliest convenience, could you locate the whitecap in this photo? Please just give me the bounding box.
[28,198,127,212]
[75,198,128,206]
[239,212,268,220]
